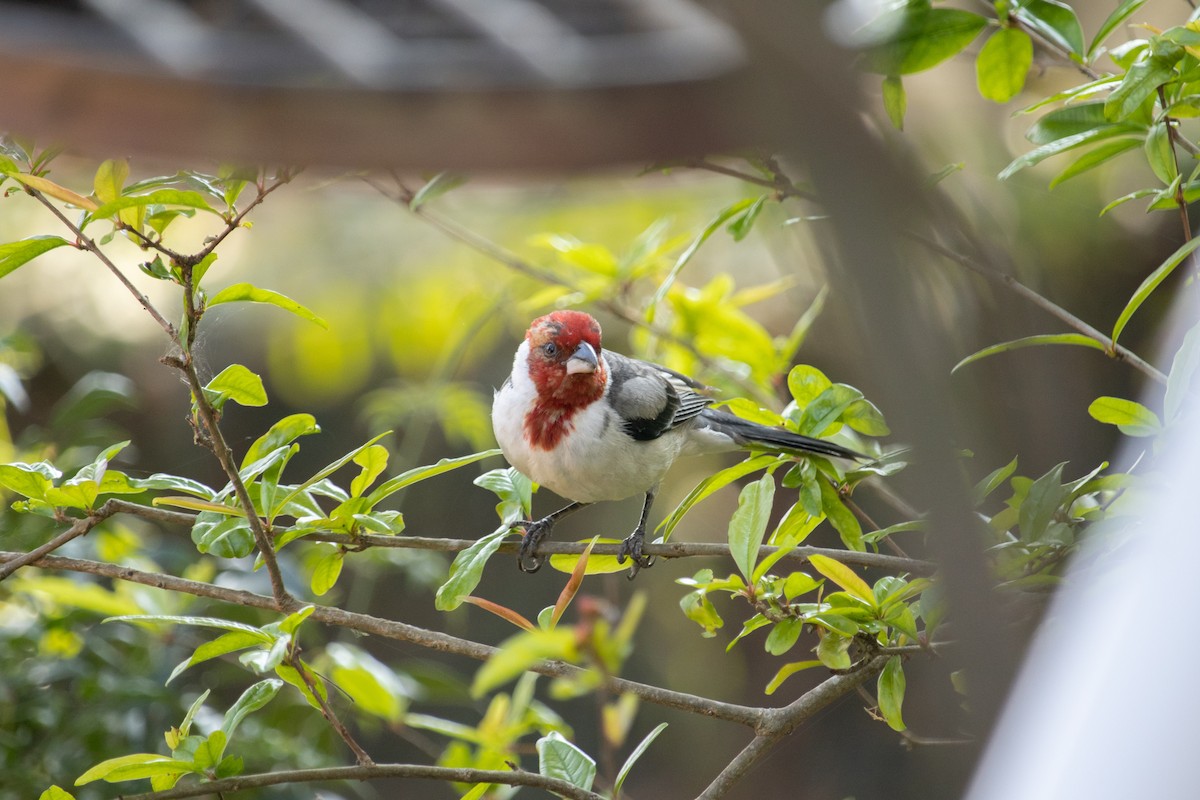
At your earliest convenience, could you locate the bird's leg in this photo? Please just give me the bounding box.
[516,501,587,573]
[617,489,657,578]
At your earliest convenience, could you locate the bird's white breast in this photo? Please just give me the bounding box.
[492,344,686,503]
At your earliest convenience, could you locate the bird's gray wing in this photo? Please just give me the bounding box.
[605,351,713,441]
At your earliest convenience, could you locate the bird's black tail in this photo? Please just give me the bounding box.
[700,409,866,460]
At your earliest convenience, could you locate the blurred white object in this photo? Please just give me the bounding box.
[967,293,1200,799]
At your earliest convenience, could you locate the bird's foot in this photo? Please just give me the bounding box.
[515,517,555,573]
[617,529,655,579]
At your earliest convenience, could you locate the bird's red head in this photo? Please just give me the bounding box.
[522,311,607,448]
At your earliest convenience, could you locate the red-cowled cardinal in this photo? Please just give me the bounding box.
[492,310,862,575]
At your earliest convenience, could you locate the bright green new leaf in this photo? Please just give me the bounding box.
[1088,396,1162,436]
[787,363,833,407]
[679,589,724,637]
[797,384,860,437]
[93,159,128,203]
[953,333,1106,373]
[728,473,775,581]
[193,730,227,771]
[350,444,389,498]
[0,235,71,280]
[1112,237,1200,346]
[325,643,408,723]
[860,8,988,75]
[39,786,76,800]
[972,456,1018,506]
[88,189,216,222]
[808,554,875,607]
[1165,322,1200,422]
[204,364,267,408]
[75,754,195,786]
[613,722,667,796]
[549,537,629,575]
[882,75,906,130]
[842,397,890,436]
[765,660,824,695]
[242,413,321,469]
[0,463,52,500]
[310,545,344,596]
[877,655,907,731]
[208,283,328,329]
[435,525,514,611]
[472,627,577,697]
[976,28,1033,103]
[168,630,270,684]
[8,173,99,210]
[537,731,596,792]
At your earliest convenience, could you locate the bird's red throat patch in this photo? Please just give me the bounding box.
[523,311,606,450]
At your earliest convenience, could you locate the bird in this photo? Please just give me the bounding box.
[491,310,864,576]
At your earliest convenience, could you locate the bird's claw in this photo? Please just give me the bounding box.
[617,531,654,579]
[516,518,554,573]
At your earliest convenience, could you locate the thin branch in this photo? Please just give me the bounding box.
[907,232,1168,384]
[289,652,374,766]
[0,550,765,728]
[119,763,605,800]
[0,502,112,580]
[696,655,892,799]
[25,188,178,342]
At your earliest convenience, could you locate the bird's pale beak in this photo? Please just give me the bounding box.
[566,342,599,374]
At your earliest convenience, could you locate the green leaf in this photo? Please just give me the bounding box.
[1026,102,1116,146]
[976,28,1033,103]
[765,660,823,695]
[808,554,876,608]
[1049,137,1143,188]
[193,730,227,771]
[537,731,596,792]
[764,618,804,656]
[1112,237,1200,346]
[368,448,501,507]
[882,75,906,130]
[208,283,328,329]
[859,8,988,75]
[815,632,853,670]
[168,631,269,684]
[0,463,52,500]
[39,786,77,800]
[191,512,255,558]
[1014,1,1083,56]
[8,172,99,210]
[435,525,514,611]
[1144,121,1178,184]
[1105,49,1183,121]
[877,655,907,731]
[656,453,777,542]
[727,195,768,242]
[818,480,864,552]
[1088,396,1162,436]
[613,722,667,796]
[1088,0,1149,62]
[409,171,467,210]
[953,333,1106,372]
[221,678,282,740]
[243,414,321,469]
[797,384,860,437]
[1165,322,1200,422]
[310,545,344,596]
[679,589,724,637]
[842,397,890,436]
[1000,126,1142,180]
[973,456,1019,506]
[325,643,407,723]
[472,628,576,696]
[75,754,195,786]
[204,364,267,409]
[0,235,71,280]
[350,444,389,498]
[88,189,216,222]
[787,364,833,407]
[728,474,775,582]
[1018,462,1068,541]
[93,159,128,203]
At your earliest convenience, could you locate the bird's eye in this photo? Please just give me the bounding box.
[542,342,558,357]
